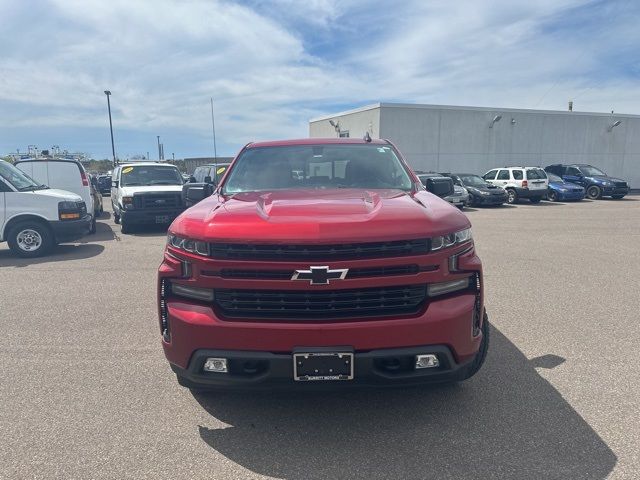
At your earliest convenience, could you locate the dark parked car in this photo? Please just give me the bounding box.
[417,173,467,208]
[189,163,231,185]
[97,175,112,195]
[546,173,584,202]
[443,174,507,207]
[544,164,629,200]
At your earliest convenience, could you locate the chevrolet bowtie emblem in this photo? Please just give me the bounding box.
[292,266,349,285]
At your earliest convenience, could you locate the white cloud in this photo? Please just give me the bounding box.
[1,0,639,157]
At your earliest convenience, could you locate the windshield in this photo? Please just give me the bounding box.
[120,165,183,186]
[0,160,42,191]
[547,172,564,183]
[223,144,413,193]
[580,165,606,176]
[459,175,487,187]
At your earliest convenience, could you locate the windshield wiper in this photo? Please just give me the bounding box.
[18,185,41,191]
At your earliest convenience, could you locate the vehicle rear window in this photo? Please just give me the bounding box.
[526,168,547,180]
[512,170,523,180]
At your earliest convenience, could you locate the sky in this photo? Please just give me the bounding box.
[1,0,639,160]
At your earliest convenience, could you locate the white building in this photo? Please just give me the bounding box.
[309,103,640,187]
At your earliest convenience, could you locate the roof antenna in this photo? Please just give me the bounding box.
[363,132,372,142]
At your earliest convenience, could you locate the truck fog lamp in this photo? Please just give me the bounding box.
[415,354,439,369]
[203,358,228,373]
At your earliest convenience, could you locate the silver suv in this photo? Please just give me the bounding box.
[482,167,548,204]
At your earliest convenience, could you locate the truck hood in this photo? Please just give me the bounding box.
[121,185,183,196]
[31,188,83,202]
[172,188,470,243]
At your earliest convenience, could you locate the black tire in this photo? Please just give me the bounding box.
[113,207,120,224]
[506,188,517,204]
[586,185,602,200]
[547,190,558,202]
[89,216,97,235]
[7,221,54,258]
[529,197,542,204]
[458,311,490,381]
[611,195,625,199]
[120,220,131,234]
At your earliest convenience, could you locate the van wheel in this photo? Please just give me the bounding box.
[529,197,541,204]
[586,185,602,200]
[113,211,120,224]
[506,188,517,204]
[89,217,97,234]
[458,312,490,381]
[7,221,54,258]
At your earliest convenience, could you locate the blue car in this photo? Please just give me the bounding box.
[545,173,585,202]
[545,163,629,199]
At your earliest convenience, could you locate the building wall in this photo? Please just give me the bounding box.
[309,107,380,140]
[310,103,640,187]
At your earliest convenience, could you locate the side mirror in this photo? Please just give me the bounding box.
[112,180,119,188]
[182,183,215,207]
[425,177,454,197]
[203,175,213,184]
[189,175,196,183]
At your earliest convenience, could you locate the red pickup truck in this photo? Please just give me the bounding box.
[158,138,489,389]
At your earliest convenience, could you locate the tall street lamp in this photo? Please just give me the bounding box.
[104,90,117,166]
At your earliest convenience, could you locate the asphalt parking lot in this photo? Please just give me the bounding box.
[1,197,639,479]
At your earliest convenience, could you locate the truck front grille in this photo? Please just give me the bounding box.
[134,193,181,209]
[217,265,422,280]
[214,284,427,320]
[209,239,430,261]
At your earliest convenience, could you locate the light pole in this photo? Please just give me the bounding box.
[104,90,116,167]
[157,136,161,160]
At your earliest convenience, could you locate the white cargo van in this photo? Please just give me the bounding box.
[0,160,91,257]
[15,158,96,233]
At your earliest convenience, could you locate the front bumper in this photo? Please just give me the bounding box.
[120,208,184,225]
[555,190,585,201]
[444,193,469,206]
[171,344,475,389]
[50,214,92,242]
[601,186,629,197]
[162,292,482,380]
[473,193,506,205]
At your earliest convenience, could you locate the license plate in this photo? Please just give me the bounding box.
[293,352,354,381]
[155,215,170,223]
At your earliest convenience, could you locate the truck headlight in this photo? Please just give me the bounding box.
[431,228,472,251]
[167,233,210,256]
[427,276,473,297]
[58,201,84,220]
[170,282,214,302]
